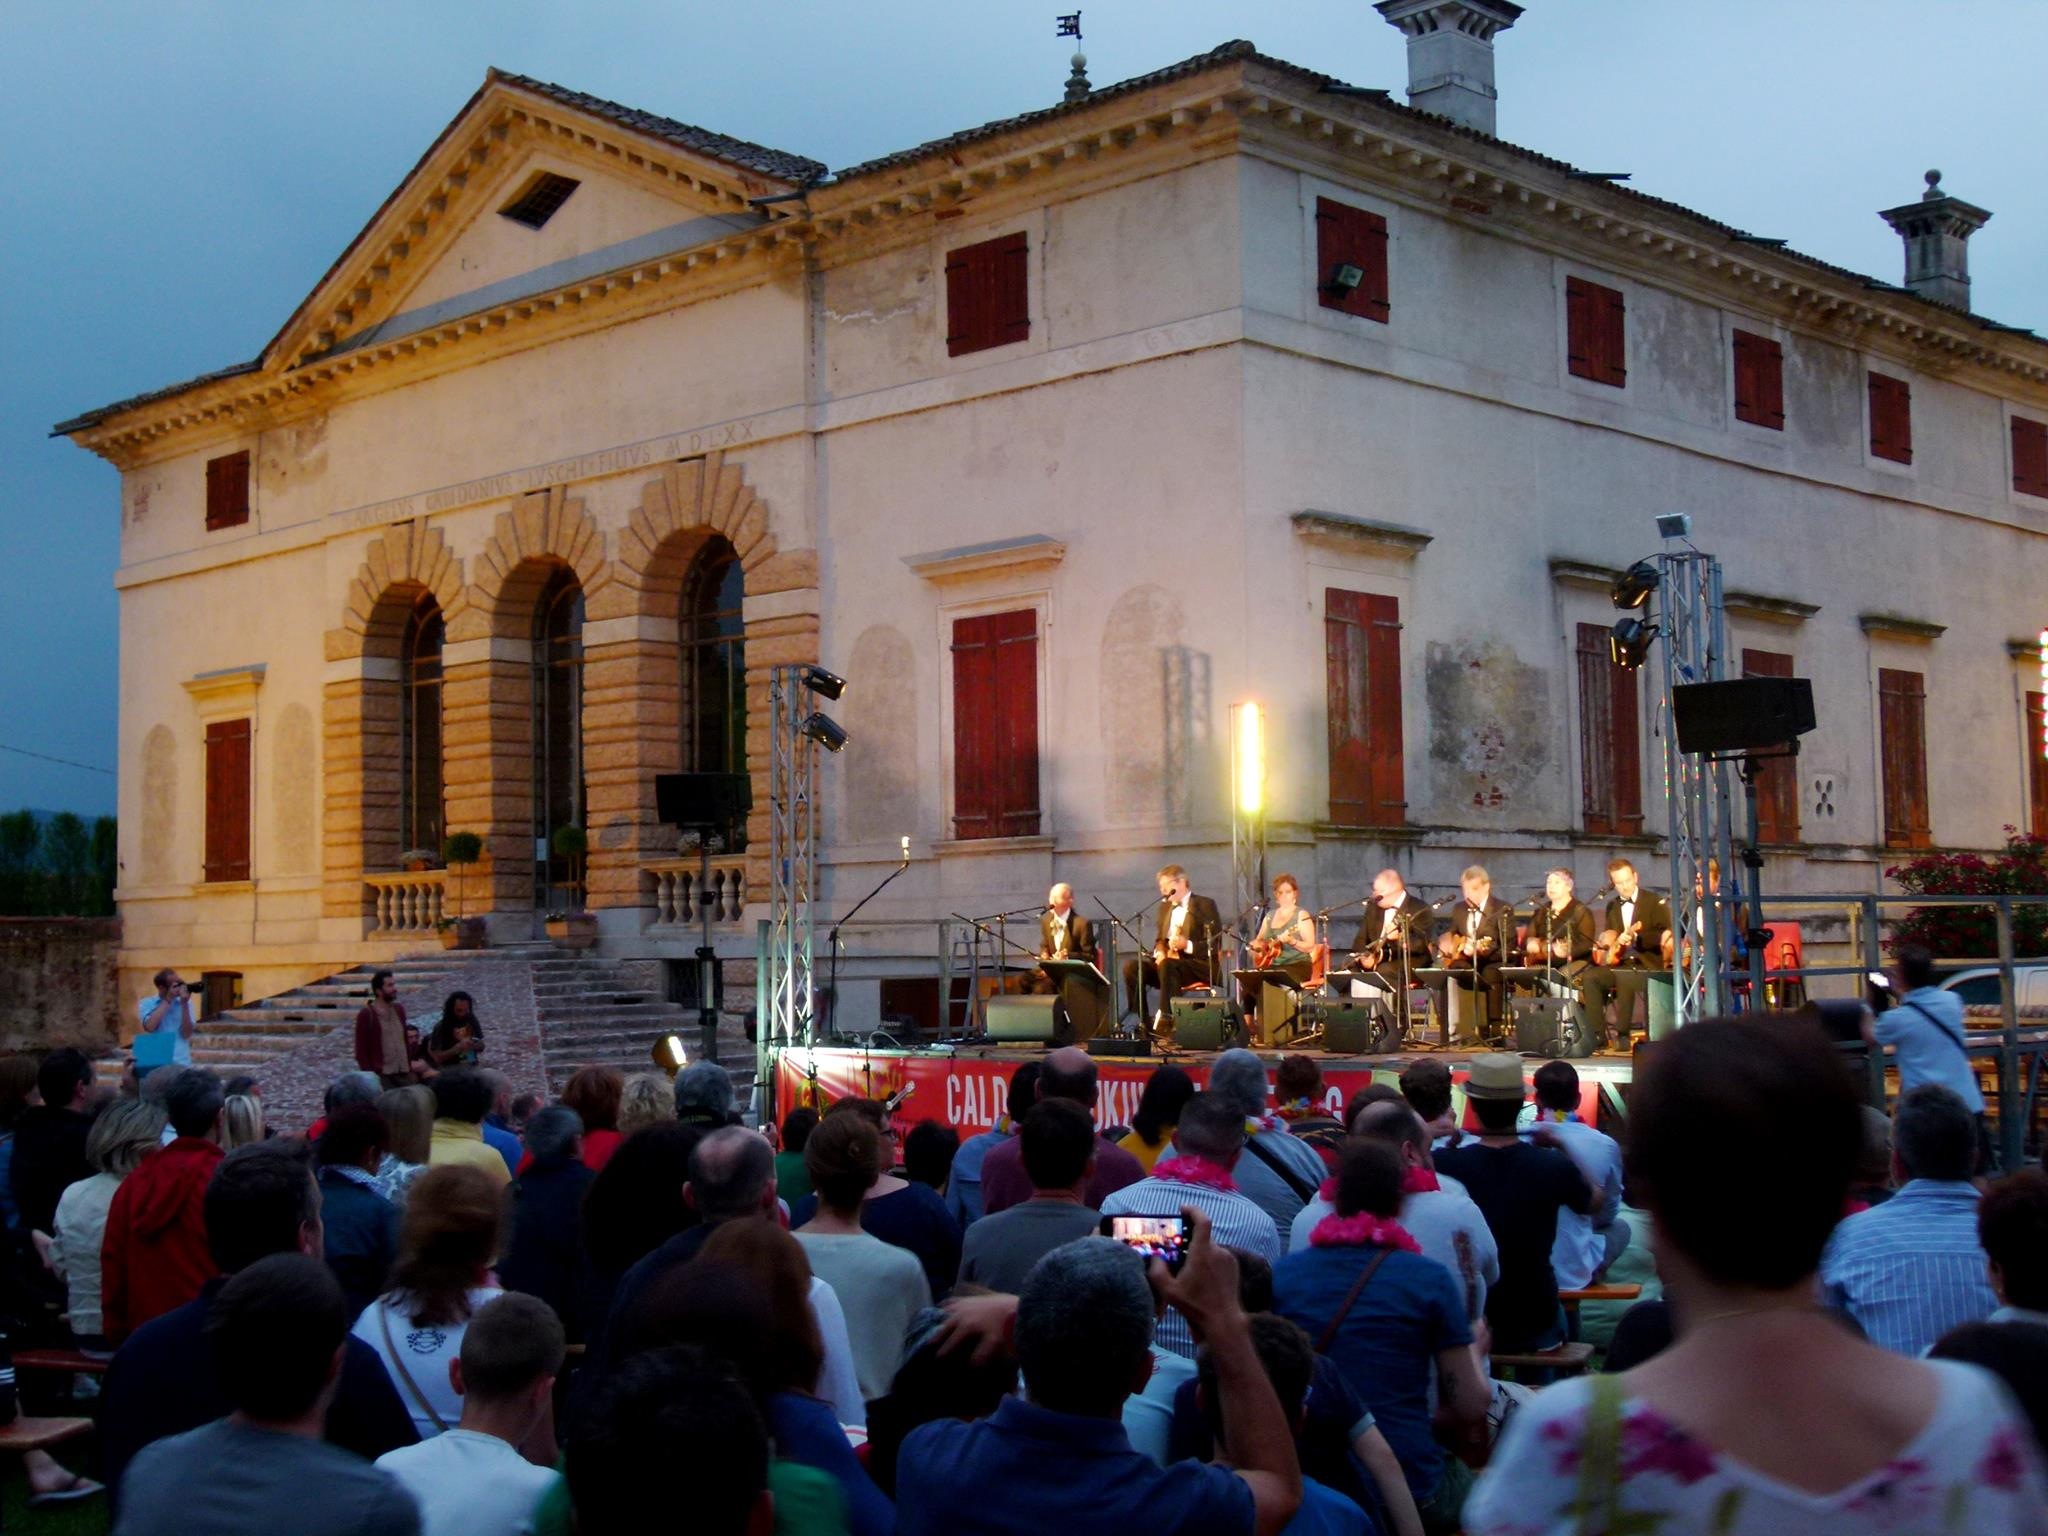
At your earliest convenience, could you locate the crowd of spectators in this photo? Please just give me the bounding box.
[0,981,2040,1534]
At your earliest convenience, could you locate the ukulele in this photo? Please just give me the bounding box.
[1592,921,1642,967]
[1437,928,1497,963]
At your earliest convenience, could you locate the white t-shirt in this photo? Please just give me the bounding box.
[793,1231,931,1403]
[376,1428,560,1536]
[352,1286,503,1438]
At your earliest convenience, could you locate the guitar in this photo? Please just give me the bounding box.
[1592,921,1642,968]
[1437,928,1497,964]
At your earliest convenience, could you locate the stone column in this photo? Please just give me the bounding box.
[581,618,682,912]
[441,639,534,917]
[319,657,401,921]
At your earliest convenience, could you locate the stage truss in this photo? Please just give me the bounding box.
[765,666,818,1052]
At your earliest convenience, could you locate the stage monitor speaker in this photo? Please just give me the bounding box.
[1088,1035,1152,1058]
[1511,996,1590,1059]
[1170,995,1235,1051]
[656,772,752,829]
[1322,997,1395,1056]
[1671,677,1816,756]
[985,995,1059,1043]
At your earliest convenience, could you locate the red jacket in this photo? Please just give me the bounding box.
[353,1002,407,1074]
[100,1136,224,1341]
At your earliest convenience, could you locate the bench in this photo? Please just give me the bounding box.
[13,1349,112,1378]
[0,1416,93,1453]
[1489,1341,1595,1379]
[1559,1283,1642,1312]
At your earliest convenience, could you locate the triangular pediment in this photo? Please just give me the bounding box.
[264,71,821,372]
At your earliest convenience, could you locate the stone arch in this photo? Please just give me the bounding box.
[457,485,609,642]
[327,520,466,661]
[582,453,816,913]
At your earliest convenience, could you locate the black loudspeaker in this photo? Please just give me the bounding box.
[1171,996,1235,1051]
[986,996,1059,1043]
[1512,996,1578,1057]
[1322,998,1395,1055]
[1088,1035,1152,1058]
[1671,678,1816,755]
[656,772,752,829]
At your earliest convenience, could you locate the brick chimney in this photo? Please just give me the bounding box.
[1375,0,1524,136]
[1878,170,1991,312]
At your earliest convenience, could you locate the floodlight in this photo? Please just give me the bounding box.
[1609,616,1657,670]
[799,666,847,701]
[1609,559,1660,611]
[800,712,849,753]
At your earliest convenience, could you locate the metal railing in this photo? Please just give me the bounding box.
[363,871,446,935]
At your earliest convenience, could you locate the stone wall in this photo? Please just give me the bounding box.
[0,918,122,1056]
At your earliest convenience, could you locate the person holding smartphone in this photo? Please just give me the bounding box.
[138,969,197,1068]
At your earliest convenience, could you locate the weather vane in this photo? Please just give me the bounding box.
[1056,12,1082,39]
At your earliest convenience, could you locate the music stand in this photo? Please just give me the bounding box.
[1038,957,1113,1043]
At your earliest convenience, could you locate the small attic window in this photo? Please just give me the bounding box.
[499,172,580,230]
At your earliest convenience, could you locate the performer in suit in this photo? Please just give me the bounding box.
[1121,864,1222,1040]
[1025,883,1095,990]
[1425,864,1516,1044]
[1349,868,1436,977]
[1580,857,1673,1050]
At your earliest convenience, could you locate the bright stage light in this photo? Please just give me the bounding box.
[1609,560,1660,612]
[1233,701,1265,818]
[1609,616,1657,670]
[652,1034,688,1074]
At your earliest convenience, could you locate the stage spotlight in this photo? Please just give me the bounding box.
[652,1034,688,1073]
[800,712,849,752]
[1233,702,1265,818]
[1324,261,1365,297]
[799,666,848,701]
[1609,559,1659,611]
[1609,616,1657,670]
[1655,512,1692,541]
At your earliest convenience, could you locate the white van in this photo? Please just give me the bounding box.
[1939,966,2048,1011]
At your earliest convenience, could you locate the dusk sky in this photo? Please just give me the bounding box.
[4,0,2042,817]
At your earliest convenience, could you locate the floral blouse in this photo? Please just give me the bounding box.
[1465,1360,2048,1535]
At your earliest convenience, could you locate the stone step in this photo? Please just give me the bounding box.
[204,1016,331,1035]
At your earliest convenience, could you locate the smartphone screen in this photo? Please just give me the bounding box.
[1101,1213,1190,1271]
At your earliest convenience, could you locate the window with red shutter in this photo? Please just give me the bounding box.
[2027,691,2048,841]
[204,718,253,882]
[1878,668,1931,849]
[205,450,251,530]
[1326,590,1405,827]
[1567,277,1626,387]
[1732,330,1785,430]
[2011,418,2048,499]
[1315,197,1390,322]
[1577,623,1644,835]
[1741,649,1801,842]
[950,610,1040,839]
[1869,373,1913,465]
[944,232,1030,357]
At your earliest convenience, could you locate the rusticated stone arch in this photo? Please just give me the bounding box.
[583,453,817,913]
[322,521,468,920]
[456,485,609,642]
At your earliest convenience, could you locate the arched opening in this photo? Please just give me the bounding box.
[398,592,444,854]
[680,536,747,843]
[533,566,585,907]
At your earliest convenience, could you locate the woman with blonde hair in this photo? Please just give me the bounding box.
[351,1163,506,1437]
[372,1084,435,1204]
[218,1093,265,1151]
[615,1072,675,1139]
[47,1098,166,1351]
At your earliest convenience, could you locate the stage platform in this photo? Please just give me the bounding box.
[767,1040,1635,1137]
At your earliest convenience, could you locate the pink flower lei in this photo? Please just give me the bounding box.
[1153,1155,1240,1193]
[1309,1212,1422,1253]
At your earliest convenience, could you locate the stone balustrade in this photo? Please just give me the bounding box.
[364,871,447,934]
[645,858,747,929]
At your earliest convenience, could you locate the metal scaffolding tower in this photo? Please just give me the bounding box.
[765,666,819,1049]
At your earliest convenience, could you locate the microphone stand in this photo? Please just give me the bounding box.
[829,844,910,1039]
[1095,895,1161,1030]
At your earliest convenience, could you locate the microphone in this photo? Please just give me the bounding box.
[882,1082,916,1114]
[1427,892,1460,910]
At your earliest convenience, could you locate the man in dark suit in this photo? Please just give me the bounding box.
[1349,867,1437,978]
[1035,883,1095,968]
[1120,864,1222,1039]
[1580,857,1673,1050]
[1029,882,1109,1041]
[1426,864,1517,1043]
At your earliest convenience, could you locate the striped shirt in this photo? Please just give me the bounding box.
[1820,1180,1997,1355]
[1099,1175,1281,1359]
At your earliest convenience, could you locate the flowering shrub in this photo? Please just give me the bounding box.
[1884,828,2048,958]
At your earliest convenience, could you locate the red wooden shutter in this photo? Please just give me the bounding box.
[1878,668,1931,849]
[205,450,251,530]
[2011,418,2048,498]
[1869,373,1913,464]
[1733,330,1784,430]
[1567,277,1625,387]
[1577,623,1643,835]
[2028,691,2048,840]
[1315,198,1390,322]
[204,718,252,881]
[945,233,1029,357]
[1741,649,1800,842]
[950,611,1039,839]
[1326,590,1405,827]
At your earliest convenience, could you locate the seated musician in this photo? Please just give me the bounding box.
[1121,864,1222,1041]
[1024,882,1095,994]
[1522,867,1597,999]
[1239,873,1316,1014]
[1425,864,1515,1044]
[1580,857,1673,1050]
[1347,867,1436,983]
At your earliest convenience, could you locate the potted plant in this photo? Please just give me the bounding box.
[398,848,440,873]
[545,825,596,948]
[439,831,487,949]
